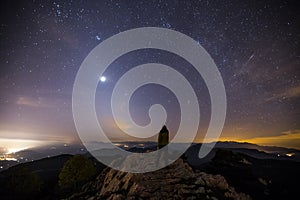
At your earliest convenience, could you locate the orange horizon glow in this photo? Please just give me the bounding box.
[217,131,300,150]
[1,129,300,154]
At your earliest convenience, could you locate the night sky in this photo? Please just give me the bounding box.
[1,0,300,153]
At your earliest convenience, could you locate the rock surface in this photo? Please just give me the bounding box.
[67,158,251,200]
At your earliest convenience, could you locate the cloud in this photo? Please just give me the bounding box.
[282,129,300,135]
[0,138,52,154]
[15,96,68,108]
[16,96,53,108]
[0,129,74,142]
[0,147,7,154]
[265,85,300,102]
[236,129,300,149]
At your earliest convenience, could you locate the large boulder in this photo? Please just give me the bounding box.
[67,158,251,200]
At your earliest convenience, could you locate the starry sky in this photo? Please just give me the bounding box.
[1,0,300,152]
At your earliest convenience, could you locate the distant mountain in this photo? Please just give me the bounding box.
[213,141,300,154]
[184,142,300,167]
[214,141,300,162]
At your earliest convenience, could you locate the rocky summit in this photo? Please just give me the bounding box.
[67,158,251,200]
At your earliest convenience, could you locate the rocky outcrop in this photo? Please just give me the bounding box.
[67,159,251,200]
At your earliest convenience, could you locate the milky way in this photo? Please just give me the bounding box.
[0,0,299,149]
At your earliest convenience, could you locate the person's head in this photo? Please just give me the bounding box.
[160,125,168,133]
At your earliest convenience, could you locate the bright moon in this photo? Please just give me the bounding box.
[100,76,106,82]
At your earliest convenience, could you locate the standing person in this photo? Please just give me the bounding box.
[157,125,169,149]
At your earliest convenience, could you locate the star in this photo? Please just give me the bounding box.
[0,0,299,150]
[96,35,101,41]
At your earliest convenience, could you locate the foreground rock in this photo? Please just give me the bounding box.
[66,158,251,200]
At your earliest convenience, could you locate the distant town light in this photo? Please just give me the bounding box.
[286,153,295,157]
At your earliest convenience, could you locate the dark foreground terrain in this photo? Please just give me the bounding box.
[0,143,299,200]
[185,146,300,200]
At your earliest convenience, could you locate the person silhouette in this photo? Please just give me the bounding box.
[157,125,169,149]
